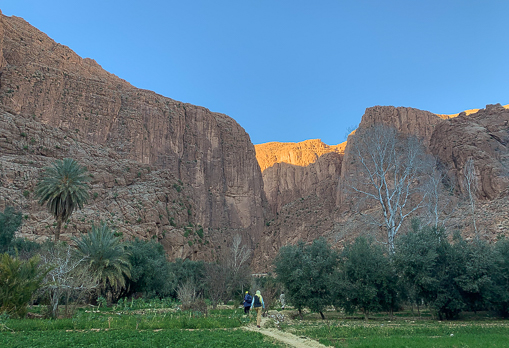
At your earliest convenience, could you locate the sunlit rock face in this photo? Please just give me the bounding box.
[255,139,344,213]
[255,139,346,172]
[0,12,267,259]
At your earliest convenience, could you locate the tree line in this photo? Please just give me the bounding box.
[0,158,252,318]
[0,209,252,318]
[275,222,509,320]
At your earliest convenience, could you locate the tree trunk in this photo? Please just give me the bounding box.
[299,308,303,319]
[320,311,325,320]
[55,218,62,242]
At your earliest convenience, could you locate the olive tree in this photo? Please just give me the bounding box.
[274,238,337,319]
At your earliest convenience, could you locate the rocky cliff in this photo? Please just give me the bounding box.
[0,11,267,258]
[253,140,344,268]
[255,104,509,269]
[255,139,346,172]
[255,139,344,214]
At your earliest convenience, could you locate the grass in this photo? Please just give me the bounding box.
[280,318,509,347]
[1,329,286,348]
[0,306,285,347]
[3,304,509,347]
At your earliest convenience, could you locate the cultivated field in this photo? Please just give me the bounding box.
[2,302,509,347]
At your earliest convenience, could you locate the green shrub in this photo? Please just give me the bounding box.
[0,207,22,252]
[0,253,49,317]
[125,239,175,299]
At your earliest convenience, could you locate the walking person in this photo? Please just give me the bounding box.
[251,290,265,328]
[280,292,285,310]
[243,291,252,315]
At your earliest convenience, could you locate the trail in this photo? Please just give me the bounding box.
[242,315,331,348]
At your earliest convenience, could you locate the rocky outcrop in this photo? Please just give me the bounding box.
[256,104,509,270]
[255,139,344,214]
[357,105,444,146]
[261,152,342,215]
[255,139,345,172]
[257,151,342,268]
[0,13,266,256]
[253,140,343,269]
[429,104,509,200]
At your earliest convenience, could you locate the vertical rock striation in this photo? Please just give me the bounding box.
[0,12,266,256]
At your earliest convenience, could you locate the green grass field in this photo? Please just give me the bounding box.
[1,329,285,348]
[2,305,509,347]
[280,319,509,347]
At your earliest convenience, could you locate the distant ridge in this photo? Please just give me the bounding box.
[254,139,346,172]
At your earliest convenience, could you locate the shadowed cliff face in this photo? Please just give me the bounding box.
[429,104,509,200]
[253,140,344,269]
[0,13,267,256]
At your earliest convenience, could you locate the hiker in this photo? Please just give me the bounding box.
[280,292,285,309]
[251,290,265,328]
[243,291,252,314]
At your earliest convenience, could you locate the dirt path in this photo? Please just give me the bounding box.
[242,316,331,348]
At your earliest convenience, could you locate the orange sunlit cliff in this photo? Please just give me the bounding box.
[254,139,346,172]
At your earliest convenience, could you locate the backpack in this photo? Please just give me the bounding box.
[245,294,252,304]
[253,295,262,307]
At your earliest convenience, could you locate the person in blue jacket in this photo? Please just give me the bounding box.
[243,291,253,314]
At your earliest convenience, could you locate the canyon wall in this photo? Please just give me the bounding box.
[256,104,509,269]
[0,12,267,258]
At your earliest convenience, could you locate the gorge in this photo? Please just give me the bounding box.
[0,11,508,271]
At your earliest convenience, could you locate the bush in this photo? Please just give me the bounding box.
[126,239,175,298]
[0,253,49,317]
[0,207,22,252]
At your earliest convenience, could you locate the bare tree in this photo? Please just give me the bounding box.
[204,262,229,308]
[463,157,478,239]
[225,234,252,297]
[228,234,251,282]
[39,244,97,318]
[176,280,196,307]
[344,125,434,253]
[423,164,456,230]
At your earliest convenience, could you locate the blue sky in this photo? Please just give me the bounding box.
[2,1,508,145]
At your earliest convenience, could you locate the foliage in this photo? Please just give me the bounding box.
[453,237,496,313]
[0,207,22,252]
[168,258,206,298]
[204,262,228,307]
[491,238,509,317]
[8,238,41,259]
[0,253,49,318]
[274,238,337,319]
[394,220,444,311]
[73,223,131,298]
[126,239,175,298]
[35,158,90,241]
[335,236,395,319]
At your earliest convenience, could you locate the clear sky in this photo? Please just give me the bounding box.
[2,1,508,145]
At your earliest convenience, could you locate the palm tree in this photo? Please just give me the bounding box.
[73,223,131,298]
[35,158,90,241]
